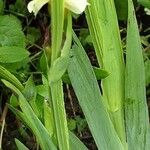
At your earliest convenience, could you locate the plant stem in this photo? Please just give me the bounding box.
[86,0,126,147]
[50,0,64,63]
[50,80,69,150]
[0,104,8,149]
[47,1,70,150]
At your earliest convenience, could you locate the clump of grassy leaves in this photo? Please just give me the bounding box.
[0,0,150,150]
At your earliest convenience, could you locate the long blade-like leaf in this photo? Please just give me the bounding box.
[85,0,126,145]
[0,65,23,91]
[3,80,57,150]
[125,0,150,149]
[69,132,88,150]
[50,80,69,150]
[68,34,124,150]
[15,139,29,150]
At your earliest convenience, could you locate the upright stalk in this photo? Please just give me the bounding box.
[47,1,70,150]
[86,0,126,147]
[50,80,69,150]
[50,0,64,63]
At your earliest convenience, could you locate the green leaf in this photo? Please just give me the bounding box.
[0,65,24,91]
[85,1,126,145]
[93,67,109,80]
[145,59,150,86]
[138,0,150,9]
[48,56,69,83]
[36,84,49,98]
[69,132,88,150]
[68,118,76,131]
[62,67,109,85]
[49,13,72,83]
[0,57,29,73]
[15,139,29,150]
[3,80,57,150]
[125,0,150,149]
[0,46,29,63]
[146,126,150,149]
[39,53,48,74]
[10,94,19,107]
[79,29,92,46]
[8,104,28,126]
[114,0,128,20]
[23,76,43,118]
[23,76,36,102]
[50,80,69,150]
[44,101,54,137]
[68,36,124,150]
[10,102,88,150]
[26,27,41,44]
[0,15,25,47]
[62,72,71,84]
[10,0,27,14]
[75,116,87,132]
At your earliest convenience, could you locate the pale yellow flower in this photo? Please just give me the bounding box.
[65,0,89,14]
[27,0,49,16]
[144,8,150,15]
[27,0,89,16]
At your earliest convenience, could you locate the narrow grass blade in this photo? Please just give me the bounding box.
[0,65,23,91]
[85,0,126,145]
[3,80,57,150]
[146,127,150,149]
[8,96,88,150]
[50,80,69,150]
[15,139,29,150]
[68,34,124,150]
[125,0,150,149]
[69,132,88,150]
[43,101,54,137]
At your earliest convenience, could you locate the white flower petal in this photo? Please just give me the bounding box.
[144,8,150,16]
[27,0,89,16]
[65,0,89,14]
[27,0,49,16]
